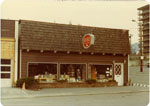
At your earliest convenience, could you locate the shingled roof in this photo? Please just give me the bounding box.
[19,20,130,54]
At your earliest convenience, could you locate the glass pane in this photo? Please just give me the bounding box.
[1,73,10,78]
[89,65,113,82]
[1,66,11,72]
[60,64,86,82]
[28,63,57,78]
[1,59,11,64]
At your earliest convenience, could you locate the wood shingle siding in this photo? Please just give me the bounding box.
[19,20,130,54]
[1,19,15,38]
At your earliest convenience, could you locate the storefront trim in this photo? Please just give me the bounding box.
[19,49,22,78]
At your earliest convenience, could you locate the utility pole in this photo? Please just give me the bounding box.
[132,20,143,72]
[139,23,143,72]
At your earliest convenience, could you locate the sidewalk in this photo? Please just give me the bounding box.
[1,86,149,99]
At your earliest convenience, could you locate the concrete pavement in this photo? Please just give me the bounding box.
[1,86,149,99]
[129,66,149,85]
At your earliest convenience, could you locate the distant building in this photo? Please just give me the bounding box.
[138,4,149,59]
[1,19,18,87]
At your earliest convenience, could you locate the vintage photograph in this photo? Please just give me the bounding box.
[0,0,149,106]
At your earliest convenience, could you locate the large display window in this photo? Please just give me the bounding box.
[28,63,57,82]
[60,64,86,82]
[88,64,113,82]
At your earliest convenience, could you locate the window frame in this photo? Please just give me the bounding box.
[0,59,11,79]
[27,62,58,79]
[60,63,88,81]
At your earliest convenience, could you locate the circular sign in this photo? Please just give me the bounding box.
[82,34,95,49]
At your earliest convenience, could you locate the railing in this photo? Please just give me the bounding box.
[143,37,149,41]
[143,32,149,36]
[142,22,149,25]
[139,15,149,21]
[143,43,149,47]
[142,27,149,31]
[143,49,149,53]
[138,10,149,15]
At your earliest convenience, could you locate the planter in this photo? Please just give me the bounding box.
[38,82,118,89]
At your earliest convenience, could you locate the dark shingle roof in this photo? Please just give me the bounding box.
[19,20,130,54]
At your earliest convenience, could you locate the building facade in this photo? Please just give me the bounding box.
[138,4,150,59]
[1,19,18,87]
[18,20,130,86]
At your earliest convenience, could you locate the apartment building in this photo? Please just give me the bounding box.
[138,4,149,59]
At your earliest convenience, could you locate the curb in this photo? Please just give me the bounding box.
[2,90,149,99]
[131,83,150,88]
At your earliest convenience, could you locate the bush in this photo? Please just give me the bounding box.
[16,77,38,89]
[85,79,97,84]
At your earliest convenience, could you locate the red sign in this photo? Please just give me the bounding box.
[82,34,92,49]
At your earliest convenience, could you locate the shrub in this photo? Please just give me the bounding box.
[16,77,38,89]
[85,79,97,84]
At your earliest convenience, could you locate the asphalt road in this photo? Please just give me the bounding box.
[1,92,149,106]
[129,66,149,85]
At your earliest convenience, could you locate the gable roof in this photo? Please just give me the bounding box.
[19,20,130,54]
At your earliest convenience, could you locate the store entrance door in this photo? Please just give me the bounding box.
[114,63,124,86]
[1,59,12,87]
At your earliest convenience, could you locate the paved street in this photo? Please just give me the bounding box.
[1,92,149,106]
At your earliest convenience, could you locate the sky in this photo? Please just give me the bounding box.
[1,0,149,44]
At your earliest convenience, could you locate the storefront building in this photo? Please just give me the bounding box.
[1,19,18,87]
[19,20,130,86]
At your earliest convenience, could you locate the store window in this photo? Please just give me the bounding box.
[88,64,113,82]
[60,64,86,82]
[28,63,57,82]
[0,59,11,79]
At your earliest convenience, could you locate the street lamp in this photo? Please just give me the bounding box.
[132,19,143,72]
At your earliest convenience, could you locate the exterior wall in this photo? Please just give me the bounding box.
[138,5,149,58]
[1,38,15,85]
[1,19,16,87]
[21,51,129,85]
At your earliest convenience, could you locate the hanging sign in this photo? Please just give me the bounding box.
[82,34,95,49]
